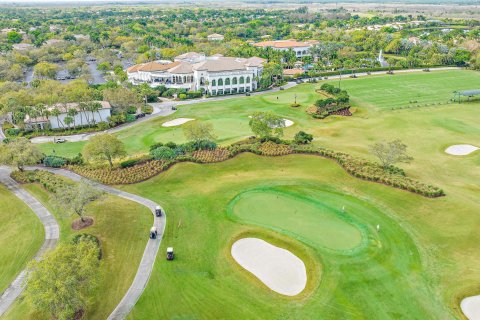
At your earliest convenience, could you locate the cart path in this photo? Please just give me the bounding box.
[26,166,165,320]
[0,166,60,317]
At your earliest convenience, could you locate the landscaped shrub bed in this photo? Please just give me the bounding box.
[292,144,444,198]
[11,169,68,193]
[69,160,167,185]
[66,140,443,197]
[192,148,231,163]
[258,141,293,156]
[311,84,352,119]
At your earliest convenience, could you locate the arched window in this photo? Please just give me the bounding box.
[246,76,250,83]
[239,76,244,84]
[225,78,230,85]
[232,77,237,85]
[211,79,216,87]
[218,78,223,86]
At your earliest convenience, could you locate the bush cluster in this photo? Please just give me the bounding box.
[11,169,67,193]
[192,148,231,163]
[43,155,67,168]
[69,160,169,185]
[258,141,293,156]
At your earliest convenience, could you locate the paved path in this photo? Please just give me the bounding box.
[27,166,165,320]
[29,82,298,144]
[0,167,60,317]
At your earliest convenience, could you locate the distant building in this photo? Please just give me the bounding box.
[252,40,315,58]
[24,101,111,130]
[283,68,305,77]
[207,33,224,41]
[12,43,34,51]
[126,53,265,96]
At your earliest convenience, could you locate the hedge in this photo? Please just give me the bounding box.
[58,141,444,198]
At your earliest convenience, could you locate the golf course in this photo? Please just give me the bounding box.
[2,69,479,319]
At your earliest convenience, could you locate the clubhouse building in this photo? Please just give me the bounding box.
[126,52,265,95]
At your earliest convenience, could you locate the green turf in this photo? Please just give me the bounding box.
[0,185,44,294]
[38,70,480,159]
[2,183,151,320]
[329,69,480,110]
[120,154,470,319]
[33,69,480,319]
[229,188,364,251]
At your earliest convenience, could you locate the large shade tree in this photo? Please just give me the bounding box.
[0,138,43,171]
[82,133,126,168]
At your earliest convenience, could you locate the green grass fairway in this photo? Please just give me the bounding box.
[118,153,480,319]
[2,183,151,320]
[229,188,364,251]
[38,69,480,159]
[329,69,480,110]
[0,185,44,294]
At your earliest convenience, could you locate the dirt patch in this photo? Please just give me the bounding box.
[72,217,94,230]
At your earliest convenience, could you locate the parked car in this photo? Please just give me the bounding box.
[245,92,251,96]
[54,138,66,143]
[171,106,177,110]
[279,87,284,90]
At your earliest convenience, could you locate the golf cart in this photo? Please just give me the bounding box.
[167,247,174,260]
[54,138,66,143]
[149,226,158,239]
[155,206,162,217]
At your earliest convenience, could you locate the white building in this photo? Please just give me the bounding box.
[207,33,224,41]
[252,40,317,58]
[126,53,265,96]
[24,101,111,130]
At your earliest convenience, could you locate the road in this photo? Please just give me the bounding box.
[27,166,166,320]
[0,166,60,317]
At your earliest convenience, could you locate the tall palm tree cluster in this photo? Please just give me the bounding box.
[20,101,105,133]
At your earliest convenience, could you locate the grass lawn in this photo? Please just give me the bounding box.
[0,185,44,294]
[2,183,151,320]
[228,188,365,251]
[328,69,480,110]
[120,153,480,319]
[37,70,480,159]
[32,69,480,318]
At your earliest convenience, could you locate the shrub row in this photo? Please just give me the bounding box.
[68,141,443,197]
[11,169,68,193]
[69,160,168,185]
[292,144,444,198]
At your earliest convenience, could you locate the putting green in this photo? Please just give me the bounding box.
[229,188,366,252]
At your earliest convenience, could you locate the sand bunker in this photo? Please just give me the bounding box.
[231,238,307,296]
[248,116,294,128]
[445,144,479,156]
[162,118,194,127]
[461,295,480,320]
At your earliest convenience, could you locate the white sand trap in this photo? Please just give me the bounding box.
[248,116,294,128]
[461,295,480,320]
[445,144,479,156]
[231,238,307,296]
[162,118,194,127]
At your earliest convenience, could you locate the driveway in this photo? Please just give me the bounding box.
[0,166,60,317]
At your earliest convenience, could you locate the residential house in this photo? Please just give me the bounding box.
[252,39,317,58]
[207,33,224,41]
[24,101,111,130]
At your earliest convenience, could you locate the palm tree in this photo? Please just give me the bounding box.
[50,107,65,130]
[79,102,90,126]
[91,102,103,123]
[64,116,74,129]
[67,108,79,129]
